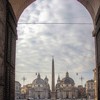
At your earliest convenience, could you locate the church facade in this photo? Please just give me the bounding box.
[56,72,78,99]
[20,72,80,99]
[28,73,50,99]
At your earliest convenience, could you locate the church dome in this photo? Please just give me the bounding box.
[62,72,75,85]
[32,73,46,87]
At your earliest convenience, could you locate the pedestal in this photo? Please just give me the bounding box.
[51,91,56,100]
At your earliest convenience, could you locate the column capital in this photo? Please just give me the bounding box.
[92,22,97,37]
[92,24,100,37]
[92,27,96,37]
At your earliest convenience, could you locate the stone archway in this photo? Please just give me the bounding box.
[8,0,99,22]
[0,0,100,100]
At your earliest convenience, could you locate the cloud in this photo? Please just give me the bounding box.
[16,0,95,87]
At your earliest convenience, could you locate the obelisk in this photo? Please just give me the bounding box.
[51,56,56,100]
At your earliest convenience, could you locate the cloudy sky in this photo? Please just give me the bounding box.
[16,0,95,87]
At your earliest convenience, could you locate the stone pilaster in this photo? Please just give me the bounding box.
[4,2,17,100]
[93,6,100,100]
[0,0,7,100]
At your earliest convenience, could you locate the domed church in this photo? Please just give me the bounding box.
[29,73,50,99]
[23,57,79,99]
[56,72,78,99]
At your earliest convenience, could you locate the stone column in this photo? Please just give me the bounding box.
[93,6,100,100]
[0,0,7,100]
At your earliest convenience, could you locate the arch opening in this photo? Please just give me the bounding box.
[15,0,96,99]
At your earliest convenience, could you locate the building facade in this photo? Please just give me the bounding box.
[21,73,51,99]
[56,72,78,99]
[86,79,95,99]
[77,85,86,98]
[21,84,32,99]
[29,73,50,99]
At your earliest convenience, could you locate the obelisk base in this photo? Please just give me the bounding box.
[51,91,56,100]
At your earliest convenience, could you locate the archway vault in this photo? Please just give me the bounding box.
[9,0,99,22]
